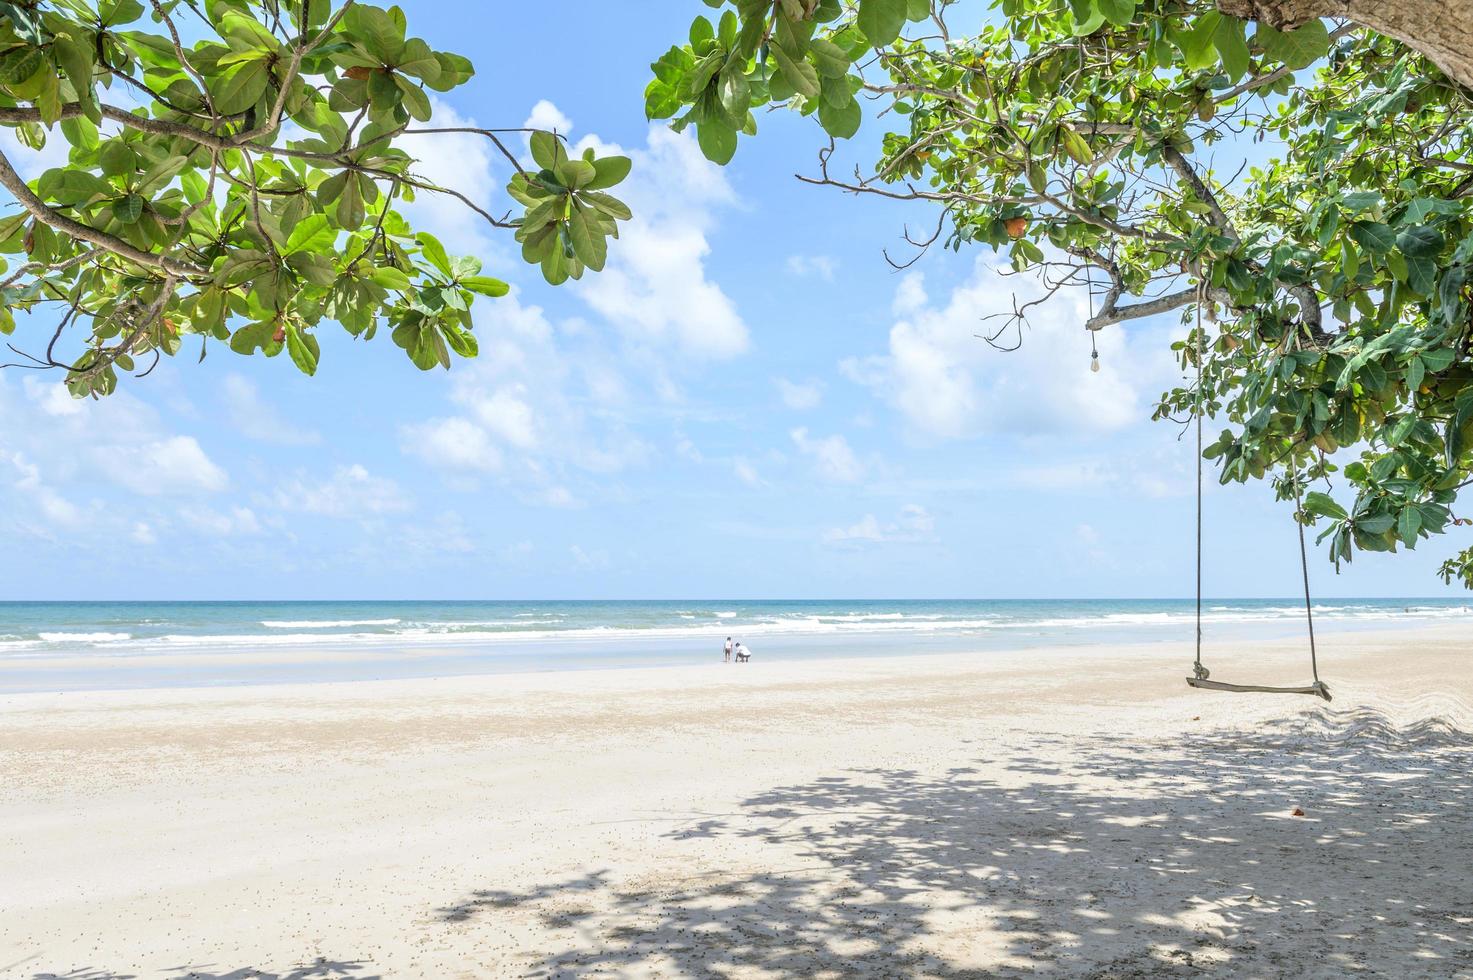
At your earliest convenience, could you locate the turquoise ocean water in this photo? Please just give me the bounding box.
[0,598,1467,692]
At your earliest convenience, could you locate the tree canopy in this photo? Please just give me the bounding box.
[0,0,631,395]
[650,0,1473,587]
[2,0,1472,589]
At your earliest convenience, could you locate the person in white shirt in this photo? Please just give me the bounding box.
[723,636,733,662]
[733,641,751,662]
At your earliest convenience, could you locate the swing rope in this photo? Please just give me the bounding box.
[1194,295,1204,682]
[1290,461,1325,690]
[1186,293,1330,701]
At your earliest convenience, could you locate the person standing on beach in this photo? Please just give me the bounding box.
[724,636,732,662]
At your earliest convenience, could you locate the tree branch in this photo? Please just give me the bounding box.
[0,147,203,278]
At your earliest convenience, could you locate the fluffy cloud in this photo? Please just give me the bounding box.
[102,436,228,495]
[791,427,864,483]
[3,377,230,497]
[7,451,85,529]
[732,457,763,487]
[786,255,839,281]
[570,544,610,570]
[842,258,1162,440]
[525,99,573,136]
[396,100,500,257]
[398,100,747,503]
[269,464,409,519]
[399,290,650,497]
[825,504,935,545]
[180,505,263,536]
[221,374,321,446]
[775,377,823,411]
[565,120,748,360]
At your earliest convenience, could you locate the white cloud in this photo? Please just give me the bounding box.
[130,521,157,545]
[501,540,534,561]
[1013,451,1185,499]
[570,544,609,570]
[180,505,262,536]
[7,377,229,497]
[270,464,409,519]
[103,436,228,495]
[572,123,749,360]
[541,485,581,508]
[825,504,935,545]
[221,374,321,446]
[842,258,1153,441]
[400,289,649,500]
[397,100,500,256]
[524,99,573,136]
[786,255,838,281]
[732,457,763,487]
[791,427,864,483]
[401,416,504,474]
[775,377,823,411]
[399,101,744,504]
[7,451,84,528]
[467,384,538,449]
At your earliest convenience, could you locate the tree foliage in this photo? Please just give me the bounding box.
[652,0,1473,587]
[0,0,631,394]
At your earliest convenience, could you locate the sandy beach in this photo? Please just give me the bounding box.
[3,626,1472,978]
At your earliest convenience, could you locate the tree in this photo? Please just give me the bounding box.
[650,0,1473,586]
[1218,1,1473,94]
[0,0,632,395]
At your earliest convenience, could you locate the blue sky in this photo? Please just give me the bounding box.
[0,2,1463,600]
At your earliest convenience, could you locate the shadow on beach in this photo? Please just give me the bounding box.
[435,704,1473,978]
[32,959,377,980]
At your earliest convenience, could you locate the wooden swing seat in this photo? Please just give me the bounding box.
[1186,676,1331,701]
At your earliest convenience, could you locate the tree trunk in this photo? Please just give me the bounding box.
[1217,0,1473,92]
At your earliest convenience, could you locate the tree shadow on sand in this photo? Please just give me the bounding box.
[439,705,1473,978]
[33,958,378,980]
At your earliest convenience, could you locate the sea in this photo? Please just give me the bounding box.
[0,598,1467,693]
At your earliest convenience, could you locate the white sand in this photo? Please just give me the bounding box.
[3,626,1472,978]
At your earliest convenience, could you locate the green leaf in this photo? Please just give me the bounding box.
[1397,506,1423,546]
[213,59,270,115]
[696,119,738,164]
[1349,221,1395,254]
[818,94,861,139]
[284,214,336,254]
[1059,125,1092,165]
[769,41,820,99]
[582,191,632,220]
[529,131,567,170]
[1406,256,1437,297]
[1212,15,1250,80]
[1396,225,1443,259]
[568,204,608,272]
[586,155,632,190]
[111,193,143,224]
[394,74,432,121]
[285,322,320,376]
[1257,18,1330,70]
[809,39,851,77]
[1303,491,1348,521]
[1096,0,1135,28]
[416,233,455,277]
[1176,13,1220,71]
[99,141,137,178]
[460,275,509,297]
[857,0,907,46]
